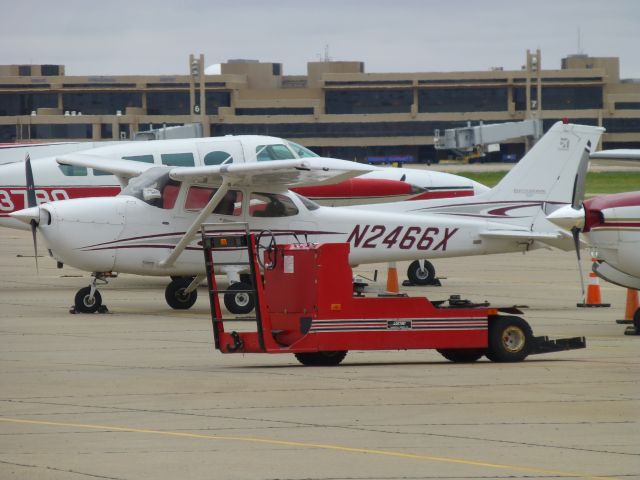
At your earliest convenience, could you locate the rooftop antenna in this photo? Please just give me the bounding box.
[324,44,331,62]
[577,27,583,54]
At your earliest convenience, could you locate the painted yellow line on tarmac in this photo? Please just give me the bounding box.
[0,416,618,480]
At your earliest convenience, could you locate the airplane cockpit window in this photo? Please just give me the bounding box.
[203,151,233,165]
[249,192,299,217]
[184,186,243,215]
[122,154,155,164]
[161,152,195,167]
[294,193,320,211]
[119,166,176,208]
[58,164,88,176]
[286,141,318,158]
[256,144,295,161]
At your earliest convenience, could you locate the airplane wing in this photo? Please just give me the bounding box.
[479,229,576,251]
[169,157,374,188]
[56,153,157,186]
[590,149,640,160]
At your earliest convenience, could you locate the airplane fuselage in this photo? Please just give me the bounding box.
[34,184,542,277]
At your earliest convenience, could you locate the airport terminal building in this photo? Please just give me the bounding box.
[1,50,639,162]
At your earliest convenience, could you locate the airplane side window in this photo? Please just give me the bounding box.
[255,144,295,161]
[249,192,298,217]
[93,169,114,176]
[185,186,214,210]
[58,164,87,176]
[122,154,155,164]
[184,186,243,216]
[161,152,195,167]
[204,151,233,165]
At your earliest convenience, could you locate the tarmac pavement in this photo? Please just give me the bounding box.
[0,228,638,479]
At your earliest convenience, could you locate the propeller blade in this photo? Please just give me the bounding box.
[25,153,37,208]
[30,219,39,273]
[25,153,39,273]
[572,226,585,298]
[571,141,591,210]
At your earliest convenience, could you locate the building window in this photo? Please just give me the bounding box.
[203,151,232,165]
[0,125,17,140]
[325,89,413,114]
[63,92,142,115]
[0,93,58,116]
[161,152,195,166]
[418,87,508,113]
[147,92,190,115]
[602,118,640,133]
[205,92,231,114]
[101,124,112,139]
[18,65,32,76]
[236,107,314,116]
[32,124,92,139]
[540,86,603,110]
[41,65,60,76]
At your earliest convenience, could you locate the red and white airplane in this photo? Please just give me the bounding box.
[0,135,488,286]
[547,149,640,329]
[8,121,602,314]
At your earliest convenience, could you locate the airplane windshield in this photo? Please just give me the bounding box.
[286,141,318,158]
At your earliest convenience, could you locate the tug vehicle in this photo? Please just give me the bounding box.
[203,229,586,365]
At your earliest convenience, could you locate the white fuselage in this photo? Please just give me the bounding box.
[35,186,541,277]
[0,135,487,230]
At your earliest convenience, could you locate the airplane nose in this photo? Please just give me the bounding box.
[546,205,585,230]
[10,207,41,224]
[10,206,51,226]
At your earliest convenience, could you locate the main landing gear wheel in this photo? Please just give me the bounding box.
[74,286,103,314]
[407,260,436,285]
[486,315,533,362]
[165,278,197,310]
[224,282,255,315]
[437,348,485,363]
[294,350,348,366]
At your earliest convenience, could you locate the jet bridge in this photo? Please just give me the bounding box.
[434,119,543,153]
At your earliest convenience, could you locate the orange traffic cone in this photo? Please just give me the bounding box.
[386,262,400,294]
[616,289,639,324]
[577,258,611,308]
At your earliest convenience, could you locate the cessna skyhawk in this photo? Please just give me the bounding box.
[10,122,603,314]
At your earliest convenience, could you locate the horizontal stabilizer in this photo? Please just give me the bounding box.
[480,229,576,250]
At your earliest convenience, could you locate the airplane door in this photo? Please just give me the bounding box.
[196,140,244,166]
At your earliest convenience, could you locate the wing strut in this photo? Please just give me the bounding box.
[159,182,230,268]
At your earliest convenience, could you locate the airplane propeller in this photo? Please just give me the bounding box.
[25,153,39,272]
[547,142,592,298]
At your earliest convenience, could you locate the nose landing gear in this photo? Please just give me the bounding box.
[71,273,112,314]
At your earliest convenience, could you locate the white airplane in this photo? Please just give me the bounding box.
[547,149,640,329]
[0,134,487,284]
[9,121,603,315]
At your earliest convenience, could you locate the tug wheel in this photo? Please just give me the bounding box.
[294,350,347,366]
[224,282,255,315]
[165,278,197,310]
[74,287,102,314]
[486,315,532,362]
[437,348,485,363]
[407,260,436,285]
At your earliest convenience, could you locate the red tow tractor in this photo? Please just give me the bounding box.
[202,229,585,366]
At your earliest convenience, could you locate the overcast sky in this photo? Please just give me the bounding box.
[3,0,640,78]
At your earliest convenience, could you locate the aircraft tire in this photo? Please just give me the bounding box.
[165,279,197,310]
[294,350,347,366]
[437,348,485,363]
[486,315,532,362]
[633,307,640,332]
[407,260,436,285]
[224,282,255,315]
[74,287,102,314]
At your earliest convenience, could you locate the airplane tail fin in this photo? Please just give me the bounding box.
[480,121,604,205]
